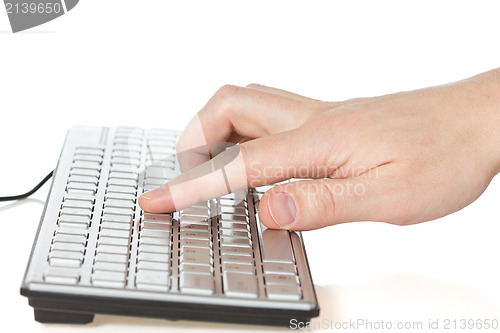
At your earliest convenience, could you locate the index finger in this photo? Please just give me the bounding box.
[138,129,316,213]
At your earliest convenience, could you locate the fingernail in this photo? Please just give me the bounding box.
[140,187,166,200]
[269,193,296,228]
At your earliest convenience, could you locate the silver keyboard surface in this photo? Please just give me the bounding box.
[21,126,319,325]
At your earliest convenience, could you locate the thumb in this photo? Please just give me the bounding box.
[258,177,382,231]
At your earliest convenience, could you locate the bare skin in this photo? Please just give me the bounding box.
[139,68,500,231]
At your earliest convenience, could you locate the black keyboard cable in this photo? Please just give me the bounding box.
[0,170,54,202]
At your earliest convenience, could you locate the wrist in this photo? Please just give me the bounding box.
[464,68,500,176]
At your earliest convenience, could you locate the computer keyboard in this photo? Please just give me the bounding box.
[21,126,319,326]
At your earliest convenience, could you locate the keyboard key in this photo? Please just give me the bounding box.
[104,198,135,209]
[102,214,133,224]
[143,213,172,223]
[181,239,211,248]
[66,181,97,194]
[55,228,88,238]
[111,156,140,167]
[109,171,139,181]
[74,154,103,163]
[220,237,252,248]
[96,244,129,255]
[180,215,210,224]
[139,236,170,247]
[219,198,247,207]
[144,178,166,186]
[140,229,171,238]
[260,229,294,263]
[104,207,135,217]
[99,228,130,238]
[142,222,171,230]
[222,262,255,274]
[145,166,175,180]
[220,246,252,256]
[220,229,249,238]
[113,144,141,153]
[219,206,247,215]
[101,221,132,230]
[53,234,87,245]
[138,252,170,263]
[74,151,103,159]
[111,150,141,160]
[113,137,142,146]
[180,230,211,240]
[179,254,213,265]
[92,270,126,288]
[138,244,170,254]
[44,267,80,284]
[75,147,104,156]
[262,262,296,275]
[64,193,95,203]
[264,274,299,285]
[180,272,215,295]
[180,223,210,232]
[68,174,99,185]
[49,250,84,267]
[223,271,258,298]
[107,185,137,194]
[220,214,247,222]
[95,253,128,264]
[110,164,139,175]
[58,214,91,226]
[60,207,92,218]
[66,188,95,197]
[49,257,82,268]
[93,261,127,272]
[267,284,302,301]
[180,263,213,274]
[137,261,169,271]
[136,270,169,286]
[72,160,101,170]
[108,177,138,187]
[221,254,254,264]
[180,246,211,256]
[51,242,85,253]
[58,221,89,229]
[181,207,209,217]
[106,192,136,202]
[98,236,130,246]
[220,221,249,230]
[62,199,93,210]
[70,168,100,178]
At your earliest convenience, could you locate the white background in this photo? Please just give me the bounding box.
[1,1,500,332]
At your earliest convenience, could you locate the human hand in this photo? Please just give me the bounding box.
[139,69,500,230]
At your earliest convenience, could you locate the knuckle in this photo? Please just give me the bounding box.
[214,84,240,101]
[212,84,241,117]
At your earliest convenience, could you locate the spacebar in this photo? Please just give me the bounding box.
[260,228,294,263]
